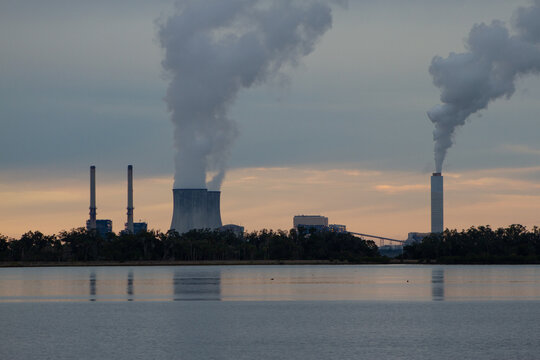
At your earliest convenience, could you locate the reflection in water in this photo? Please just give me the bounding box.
[431,268,445,301]
[173,269,221,301]
[89,272,96,302]
[2,265,540,302]
[127,271,134,301]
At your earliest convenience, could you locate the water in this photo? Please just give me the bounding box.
[1,265,540,359]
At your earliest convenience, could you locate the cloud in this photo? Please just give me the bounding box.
[375,184,428,194]
[500,144,540,156]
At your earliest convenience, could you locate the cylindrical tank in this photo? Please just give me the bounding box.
[207,191,223,229]
[431,173,444,233]
[170,189,209,233]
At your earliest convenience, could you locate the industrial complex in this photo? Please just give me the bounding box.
[83,165,446,247]
[86,165,147,238]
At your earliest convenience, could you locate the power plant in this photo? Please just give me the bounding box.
[84,166,444,238]
[88,166,97,231]
[123,165,147,234]
[86,165,113,238]
[86,165,147,237]
[170,189,223,234]
[431,172,444,233]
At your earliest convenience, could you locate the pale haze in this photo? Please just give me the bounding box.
[1,0,539,239]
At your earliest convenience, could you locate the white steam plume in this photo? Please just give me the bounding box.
[159,0,336,189]
[427,0,540,173]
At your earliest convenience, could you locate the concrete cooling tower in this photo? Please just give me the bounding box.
[170,189,223,234]
[431,173,444,233]
[207,191,223,229]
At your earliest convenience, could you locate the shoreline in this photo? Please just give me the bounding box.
[3,260,538,268]
[0,259,414,268]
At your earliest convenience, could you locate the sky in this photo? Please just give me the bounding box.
[1,0,539,240]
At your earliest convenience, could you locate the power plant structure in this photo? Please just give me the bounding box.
[293,215,346,233]
[123,165,147,234]
[170,189,223,234]
[86,165,147,237]
[126,165,134,233]
[431,172,444,233]
[86,165,113,238]
[88,166,97,231]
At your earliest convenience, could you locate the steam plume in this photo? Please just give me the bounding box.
[159,0,335,189]
[427,0,540,172]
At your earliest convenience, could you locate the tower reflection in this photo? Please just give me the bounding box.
[431,267,445,301]
[127,271,134,301]
[172,269,221,301]
[89,272,96,302]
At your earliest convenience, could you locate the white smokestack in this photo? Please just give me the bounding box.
[126,165,134,234]
[158,0,336,190]
[431,173,443,233]
[89,165,97,230]
[427,0,540,172]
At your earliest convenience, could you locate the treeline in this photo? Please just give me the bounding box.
[0,228,382,263]
[404,224,540,264]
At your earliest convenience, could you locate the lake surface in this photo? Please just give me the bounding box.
[1,265,539,359]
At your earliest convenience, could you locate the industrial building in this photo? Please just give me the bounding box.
[91,219,113,238]
[123,165,147,234]
[405,232,430,245]
[293,215,328,232]
[132,222,148,234]
[86,166,113,238]
[293,215,328,228]
[329,224,347,233]
[86,165,147,237]
[219,224,245,237]
[293,215,346,233]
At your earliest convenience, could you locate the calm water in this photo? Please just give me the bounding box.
[1,265,540,359]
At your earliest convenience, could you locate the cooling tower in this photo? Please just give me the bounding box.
[431,173,444,233]
[126,165,134,234]
[170,189,209,233]
[89,166,97,230]
[207,191,223,229]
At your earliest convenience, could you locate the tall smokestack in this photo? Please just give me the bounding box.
[126,165,134,234]
[89,166,97,230]
[207,191,222,229]
[431,173,444,233]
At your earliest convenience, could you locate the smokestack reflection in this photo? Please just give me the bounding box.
[431,267,445,301]
[127,271,134,301]
[89,272,96,302]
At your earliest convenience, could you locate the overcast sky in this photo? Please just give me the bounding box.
[1,0,539,238]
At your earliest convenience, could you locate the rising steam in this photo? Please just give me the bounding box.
[159,0,335,189]
[427,0,540,173]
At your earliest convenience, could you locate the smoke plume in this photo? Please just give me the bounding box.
[427,0,540,173]
[159,0,335,189]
